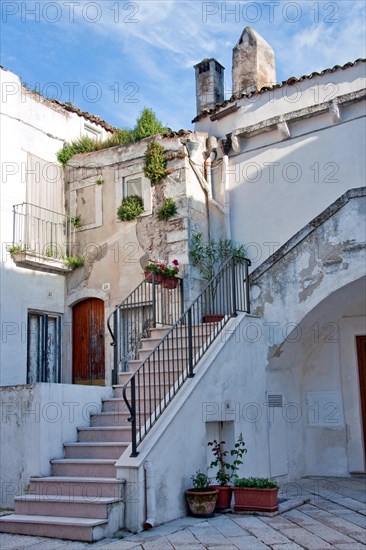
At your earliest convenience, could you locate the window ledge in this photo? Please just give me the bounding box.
[11,252,72,274]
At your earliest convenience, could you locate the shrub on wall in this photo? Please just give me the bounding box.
[144,141,167,184]
[57,108,169,166]
[117,195,144,221]
[157,198,177,221]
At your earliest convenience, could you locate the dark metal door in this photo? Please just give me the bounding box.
[72,298,105,385]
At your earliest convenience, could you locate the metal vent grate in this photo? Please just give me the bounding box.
[267,394,284,408]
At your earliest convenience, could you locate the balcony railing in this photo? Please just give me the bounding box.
[12,202,77,261]
[107,274,184,381]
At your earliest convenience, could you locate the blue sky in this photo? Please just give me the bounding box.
[1,1,365,131]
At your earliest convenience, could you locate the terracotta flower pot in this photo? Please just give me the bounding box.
[144,271,163,284]
[210,485,233,511]
[203,314,225,323]
[161,275,179,289]
[233,487,279,513]
[185,488,219,517]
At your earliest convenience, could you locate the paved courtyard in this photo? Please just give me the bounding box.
[0,477,365,549]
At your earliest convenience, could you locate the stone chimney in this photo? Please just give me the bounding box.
[232,27,276,96]
[194,58,225,115]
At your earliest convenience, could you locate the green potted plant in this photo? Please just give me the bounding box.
[185,471,219,517]
[208,433,247,511]
[233,477,279,513]
[143,259,180,288]
[190,233,245,322]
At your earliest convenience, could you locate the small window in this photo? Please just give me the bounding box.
[126,177,142,198]
[84,124,101,140]
[27,312,62,383]
[121,173,151,215]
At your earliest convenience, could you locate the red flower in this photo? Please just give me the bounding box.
[172,259,179,266]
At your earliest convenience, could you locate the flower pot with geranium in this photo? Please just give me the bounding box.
[143,259,180,287]
[208,433,247,511]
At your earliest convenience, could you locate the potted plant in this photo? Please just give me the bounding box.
[185,471,219,517]
[143,259,180,288]
[233,477,279,513]
[190,233,245,322]
[208,433,247,511]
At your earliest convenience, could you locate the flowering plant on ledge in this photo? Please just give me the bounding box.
[144,259,179,277]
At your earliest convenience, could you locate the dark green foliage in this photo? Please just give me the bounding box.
[156,198,177,221]
[133,108,168,141]
[57,108,169,166]
[190,471,210,491]
[144,141,167,184]
[190,233,246,283]
[64,256,85,268]
[235,477,278,489]
[208,433,247,486]
[117,195,144,221]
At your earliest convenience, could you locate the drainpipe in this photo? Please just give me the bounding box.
[143,461,156,530]
[223,154,231,240]
[188,157,225,215]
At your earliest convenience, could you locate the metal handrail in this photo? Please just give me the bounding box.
[119,255,251,456]
[107,273,184,383]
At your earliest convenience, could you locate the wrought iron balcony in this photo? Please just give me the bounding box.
[11,202,77,272]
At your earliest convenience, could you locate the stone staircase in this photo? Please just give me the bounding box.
[0,323,220,541]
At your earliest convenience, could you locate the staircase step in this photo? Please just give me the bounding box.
[118,370,181,386]
[64,442,126,459]
[138,343,202,361]
[149,323,220,339]
[51,459,116,478]
[90,411,131,426]
[102,398,129,413]
[77,426,131,442]
[113,385,175,402]
[29,477,124,498]
[147,327,172,339]
[0,514,107,542]
[14,495,121,519]
[127,357,189,372]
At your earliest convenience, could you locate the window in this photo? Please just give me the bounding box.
[27,312,62,383]
[125,177,142,198]
[121,173,151,215]
[83,124,102,140]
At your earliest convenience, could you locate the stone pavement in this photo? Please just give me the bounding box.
[1,477,365,549]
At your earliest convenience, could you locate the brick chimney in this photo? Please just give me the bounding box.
[194,58,225,115]
[232,27,276,96]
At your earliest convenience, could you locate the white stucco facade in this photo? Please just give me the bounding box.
[195,60,366,269]
[0,67,113,386]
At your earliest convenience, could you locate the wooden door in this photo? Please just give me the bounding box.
[356,335,366,460]
[72,298,105,385]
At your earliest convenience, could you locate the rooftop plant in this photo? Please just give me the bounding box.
[57,108,169,166]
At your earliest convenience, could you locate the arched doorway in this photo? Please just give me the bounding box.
[72,298,105,385]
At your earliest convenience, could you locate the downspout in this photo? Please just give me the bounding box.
[143,461,156,530]
[223,154,231,240]
[188,157,225,215]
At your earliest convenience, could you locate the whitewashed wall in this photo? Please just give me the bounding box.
[195,63,366,269]
[0,383,113,508]
[0,68,111,386]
